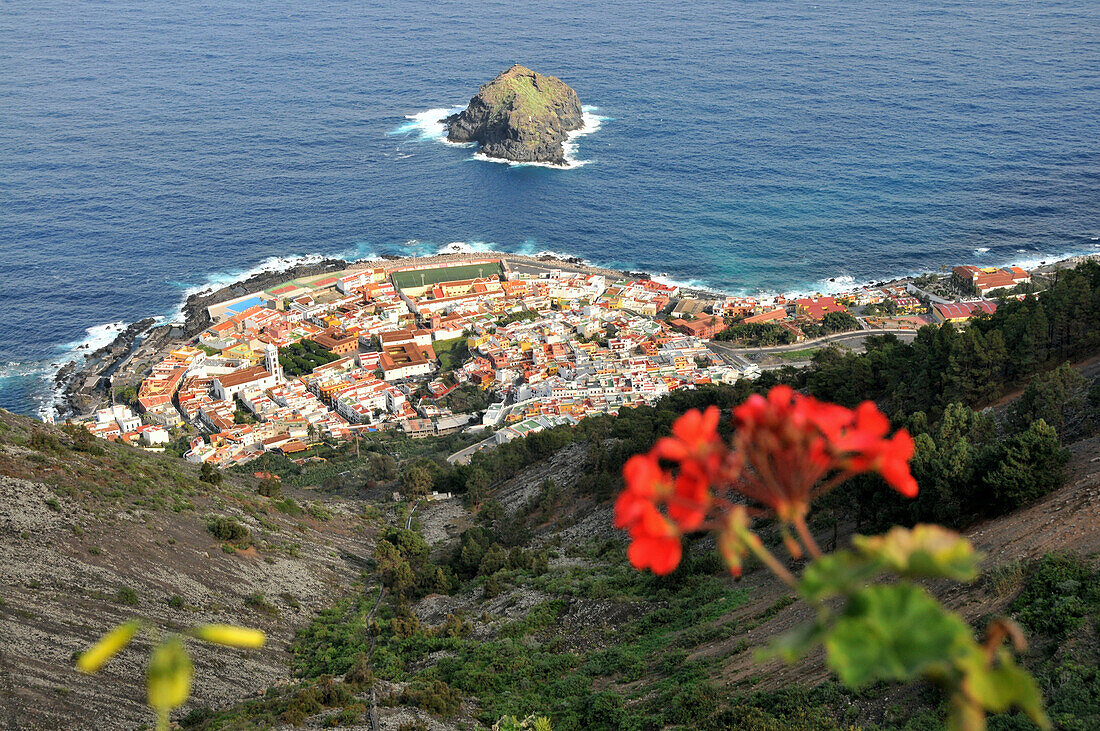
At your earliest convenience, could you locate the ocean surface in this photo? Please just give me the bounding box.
[2,0,1098,417]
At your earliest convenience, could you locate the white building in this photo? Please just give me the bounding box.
[138,425,170,445]
[212,365,277,402]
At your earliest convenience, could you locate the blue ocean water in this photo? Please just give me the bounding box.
[2,0,1098,417]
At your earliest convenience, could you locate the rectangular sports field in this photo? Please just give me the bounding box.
[391,261,504,290]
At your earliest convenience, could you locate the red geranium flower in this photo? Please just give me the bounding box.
[614,408,726,575]
[614,387,920,575]
[614,453,684,575]
[730,386,918,520]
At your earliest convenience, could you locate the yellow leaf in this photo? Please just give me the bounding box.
[77,621,140,673]
[192,624,266,649]
[946,693,986,731]
[147,638,192,715]
[854,524,979,581]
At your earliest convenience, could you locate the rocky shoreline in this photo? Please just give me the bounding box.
[55,318,157,418]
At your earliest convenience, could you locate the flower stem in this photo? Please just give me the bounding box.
[742,529,797,587]
[793,515,823,559]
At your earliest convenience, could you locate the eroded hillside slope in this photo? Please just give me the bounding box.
[0,411,376,729]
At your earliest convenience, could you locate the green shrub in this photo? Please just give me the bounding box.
[395,679,462,717]
[258,478,282,498]
[980,419,1069,513]
[29,430,61,452]
[314,675,352,707]
[199,461,222,485]
[344,653,375,689]
[245,592,279,616]
[329,703,364,726]
[1011,553,1099,638]
[207,516,249,543]
[984,561,1024,598]
[307,502,332,521]
[282,687,323,725]
[273,498,304,517]
[116,587,140,606]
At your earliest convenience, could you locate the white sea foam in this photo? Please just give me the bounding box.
[649,273,724,294]
[335,240,386,263]
[560,106,605,165]
[802,274,862,296]
[469,152,592,170]
[59,320,130,355]
[435,241,497,255]
[0,359,58,422]
[389,106,468,142]
[997,253,1061,271]
[527,247,594,264]
[0,360,58,387]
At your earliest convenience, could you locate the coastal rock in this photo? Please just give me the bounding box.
[58,317,156,417]
[446,64,584,166]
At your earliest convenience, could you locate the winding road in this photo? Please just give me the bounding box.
[707,327,919,358]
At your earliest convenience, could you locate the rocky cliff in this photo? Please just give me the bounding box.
[447,64,584,165]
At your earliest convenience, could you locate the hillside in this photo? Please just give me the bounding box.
[0,410,380,729]
[170,399,1099,731]
[1,388,1098,729]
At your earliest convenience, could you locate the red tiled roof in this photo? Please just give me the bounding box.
[217,365,272,388]
[933,301,998,320]
[744,308,786,324]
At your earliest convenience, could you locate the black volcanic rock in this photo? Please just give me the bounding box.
[446,64,584,165]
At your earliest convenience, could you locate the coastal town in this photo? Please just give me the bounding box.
[73,253,1078,468]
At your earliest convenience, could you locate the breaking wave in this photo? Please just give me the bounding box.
[388,106,468,143]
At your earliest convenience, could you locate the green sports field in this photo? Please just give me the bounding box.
[391,261,504,290]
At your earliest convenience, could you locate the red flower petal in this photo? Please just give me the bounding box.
[622,453,666,498]
[628,534,682,575]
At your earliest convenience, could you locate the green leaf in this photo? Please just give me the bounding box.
[762,619,827,663]
[824,583,973,687]
[958,649,1051,730]
[799,550,882,602]
[147,638,193,717]
[853,524,980,581]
